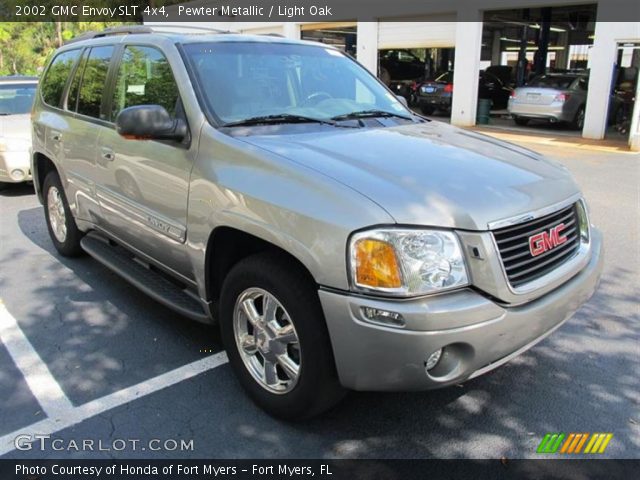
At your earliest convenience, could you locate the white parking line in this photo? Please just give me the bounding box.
[0,301,229,456]
[0,301,74,416]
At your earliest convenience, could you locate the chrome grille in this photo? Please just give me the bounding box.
[493,203,581,288]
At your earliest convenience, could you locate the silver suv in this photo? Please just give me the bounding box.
[31,27,603,419]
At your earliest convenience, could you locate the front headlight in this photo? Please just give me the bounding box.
[576,199,590,244]
[349,229,469,296]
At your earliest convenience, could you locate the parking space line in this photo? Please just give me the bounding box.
[0,300,74,417]
[0,351,228,456]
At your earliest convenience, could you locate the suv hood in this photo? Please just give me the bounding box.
[240,121,580,231]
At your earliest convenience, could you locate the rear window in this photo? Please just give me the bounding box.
[41,49,81,107]
[0,83,37,115]
[528,75,578,89]
[435,71,453,83]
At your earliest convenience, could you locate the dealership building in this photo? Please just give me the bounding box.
[149,0,640,150]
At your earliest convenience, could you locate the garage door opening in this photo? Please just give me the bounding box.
[300,23,357,57]
[481,4,598,135]
[608,43,639,142]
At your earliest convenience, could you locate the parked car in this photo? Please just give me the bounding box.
[379,49,425,85]
[0,76,38,189]
[508,73,590,129]
[32,27,603,419]
[417,70,512,115]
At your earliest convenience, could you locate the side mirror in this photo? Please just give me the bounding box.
[115,105,187,141]
[396,95,409,107]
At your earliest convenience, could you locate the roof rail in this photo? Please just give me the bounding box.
[65,25,230,44]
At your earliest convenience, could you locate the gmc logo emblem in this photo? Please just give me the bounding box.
[529,223,568,257]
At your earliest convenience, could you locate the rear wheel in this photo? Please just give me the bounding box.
[420,105,435,115]
[220,252,345,420]
[571,106,585,130]
[514,116,530,126]
[43,171,84,257]
[0,182,9,191]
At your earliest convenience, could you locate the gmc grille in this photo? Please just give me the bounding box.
[493,204,581,288]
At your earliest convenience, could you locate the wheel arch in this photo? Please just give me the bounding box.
[32,152,59,204]
[204,226,318,306]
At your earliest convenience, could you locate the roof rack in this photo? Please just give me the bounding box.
[65,25,230,44]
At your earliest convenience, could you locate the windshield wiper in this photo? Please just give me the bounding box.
[331,109,414,122]
[223,114,339,128]
[0,112,12,116]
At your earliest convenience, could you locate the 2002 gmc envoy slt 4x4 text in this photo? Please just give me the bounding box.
[31,27,603,419]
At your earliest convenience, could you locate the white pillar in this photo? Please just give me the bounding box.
[629,72,640,151]
[583,15,617,139]
[282,22,300,40]
[356,21,379,75]
[451,10,483,127]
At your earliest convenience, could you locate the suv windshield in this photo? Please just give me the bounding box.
[183,42,410,126]
[0,83,37,115]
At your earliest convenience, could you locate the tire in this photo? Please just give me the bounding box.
[220,252,345,420]
[43,170,84,257]
[514,117,530,126]
[571,106,585,130]
[420,105,435,115]
[0,182,9,191]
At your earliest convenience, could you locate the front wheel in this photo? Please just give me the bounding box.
[43,171,84,257]
[220,253,345,420]
[514,116,530,126]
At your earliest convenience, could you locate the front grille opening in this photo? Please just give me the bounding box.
[492,204,581,288]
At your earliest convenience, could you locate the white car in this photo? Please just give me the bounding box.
[0,76,38,189]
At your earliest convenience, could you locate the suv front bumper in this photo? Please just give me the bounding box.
[320,229,603,391]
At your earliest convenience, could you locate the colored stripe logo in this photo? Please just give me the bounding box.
[537,433,613,454]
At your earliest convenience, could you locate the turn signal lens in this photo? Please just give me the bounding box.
[354,239,402,289]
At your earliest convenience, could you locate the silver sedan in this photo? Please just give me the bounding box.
[508,73,588,129]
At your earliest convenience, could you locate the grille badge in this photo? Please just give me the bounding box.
[528,223,568,257]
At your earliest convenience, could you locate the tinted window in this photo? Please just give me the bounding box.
[436,71,453,83]
[111,46,179,120]
[77,46,114,119]
[0,83,37,115]
[66,49,89,112]
[41,49,81,107]
[528,75,576,89]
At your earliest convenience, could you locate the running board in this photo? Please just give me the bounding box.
[80,232,210,323]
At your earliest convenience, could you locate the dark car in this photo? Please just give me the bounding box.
[418,70,513,115]
[379,49,425,85]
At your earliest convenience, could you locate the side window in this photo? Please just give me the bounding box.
[111,46,180,121]
[77,46,114,119]
[66,49,89,111]
[41,49,81,107]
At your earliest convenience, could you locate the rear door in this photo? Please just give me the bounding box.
[62,45,116,223]
[95,45,194,278]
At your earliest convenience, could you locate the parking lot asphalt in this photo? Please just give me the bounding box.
[0,135,638,460]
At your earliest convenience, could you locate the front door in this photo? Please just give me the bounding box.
[95,45,194,278]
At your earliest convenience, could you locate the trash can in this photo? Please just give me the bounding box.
[476,98,492,125]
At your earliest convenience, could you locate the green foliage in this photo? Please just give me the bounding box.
[0,22,133,76]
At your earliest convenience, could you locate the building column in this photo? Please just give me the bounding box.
[282,22,300,40]
[451,9,483,127]
[356,21,379,75]
[629,70,640,151]
[583,2,619,140]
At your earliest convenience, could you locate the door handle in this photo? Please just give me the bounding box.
[50,132,62,142]
[100,148,115,162]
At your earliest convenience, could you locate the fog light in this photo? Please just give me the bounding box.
[10,169,25,181]
[425,349,443,371]
[361,307,405,327]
